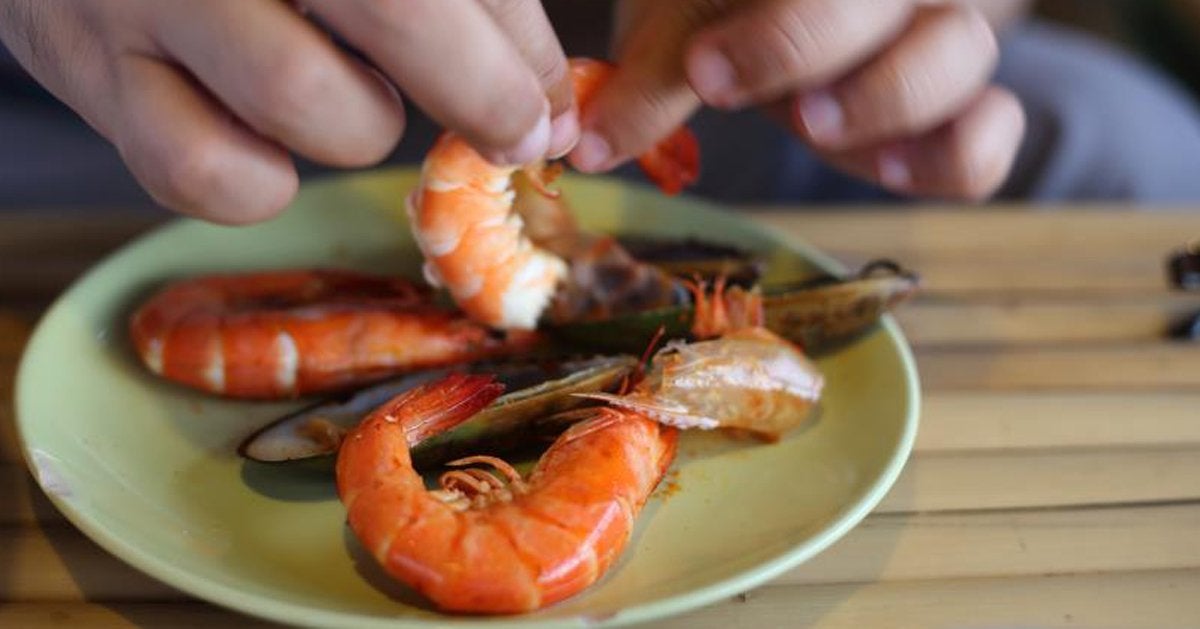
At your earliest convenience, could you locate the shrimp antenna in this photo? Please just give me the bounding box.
[620,325,667,395]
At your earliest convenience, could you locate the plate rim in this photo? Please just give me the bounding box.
[15,171,920,628]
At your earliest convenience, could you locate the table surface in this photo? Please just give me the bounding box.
[3,207,1200,628]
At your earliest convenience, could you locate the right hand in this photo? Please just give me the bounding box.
[0,0,579,223]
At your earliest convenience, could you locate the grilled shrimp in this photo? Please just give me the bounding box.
[586,281,824,441]
[409,58,700,330]
[337,293,821,613]
[129,270,538,398]
[335,373,677,614]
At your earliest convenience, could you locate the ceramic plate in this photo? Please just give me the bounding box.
[16,169,919,627]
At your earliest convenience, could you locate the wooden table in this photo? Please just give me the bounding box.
[3,208,1200,627]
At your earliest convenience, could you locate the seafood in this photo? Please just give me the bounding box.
[336,289,822,613]
[584,327,823,442]
[129,270,538,399]
[581,282,823,441]
[550,259,919,356]
[408,58,699,330]
[239,355,636,468]
[336,373,677,614]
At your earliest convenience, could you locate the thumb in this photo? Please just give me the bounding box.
[568,0,720,173]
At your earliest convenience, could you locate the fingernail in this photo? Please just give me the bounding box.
[570,130,613,173]
[797,90,844,144]
[688,47,741,108]
[878,148,913,191]
[548,110,580,159]
[493,108,552,166]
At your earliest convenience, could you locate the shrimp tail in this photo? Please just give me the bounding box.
[637,126,700,196]
[397,373,507,445]
[336,373,504,505]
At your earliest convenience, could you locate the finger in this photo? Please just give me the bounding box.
[306,0,550,165]
[569,1,723,173]
[112,55,298,224]
[814,87,1026,201]
[147,0,404,168]
[476,0,578,157]
[794,4,999,150]
[686,0,912,110]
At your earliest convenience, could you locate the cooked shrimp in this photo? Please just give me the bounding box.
[584,281,824,441]
[409,58,700,330]
[336,373,677,614]
[129,270,539,399]
[585,327,824,442]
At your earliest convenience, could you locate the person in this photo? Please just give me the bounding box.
[1,0,1199,220]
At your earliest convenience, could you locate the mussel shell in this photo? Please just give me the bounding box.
[763,260,920,353]
[238,356,637,470]
[617,236,764,287]
[410,356,636,468]
[547,260,919,356]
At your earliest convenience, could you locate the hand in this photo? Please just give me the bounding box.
[0,0,580,223]
[569,0,1025,201]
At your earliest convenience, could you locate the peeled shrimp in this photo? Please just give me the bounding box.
[409,58,700,330]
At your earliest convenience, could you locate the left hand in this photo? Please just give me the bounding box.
[568,0,1026,201]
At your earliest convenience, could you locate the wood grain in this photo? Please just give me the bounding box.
[9,445,1197,526]
[4,570,1199,629]
[782,503,1200,585]
[879,447,1200,513]
[0,525,185,601]
[915,391,1200,451]
[896,294,1200,345]
[917,344,1200,390]
[667,569,1200,629]
[3,503,1197,601]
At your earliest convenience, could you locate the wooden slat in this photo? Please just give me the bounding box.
[916,391,1200,452]
[12,445,1197,526]
[0,602,278,629]
[4,570,1200,629]
[753,209,1200,262]
[667,569,1200,629]
[752,210,1196,294]
[878,447,1200,513]
[897,294,1200,346]
[0,525,185,601]
[0,257,112,301]
[781,503,1200,585]
[0,214,160,256]
[917,344,1200,390]
[0,211,1194,297]
[0,464,57,526]
[4,503,1198,601]
[0,314,32,359]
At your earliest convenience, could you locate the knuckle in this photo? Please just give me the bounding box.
[746,4,824,83]
[862,59,931,134]
[607,84,688,156]
[252,50,337,131]
[357,0,424,40]
[462,90,541,150]
[533,52,568,92]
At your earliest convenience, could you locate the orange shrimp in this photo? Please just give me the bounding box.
[129,270,539,399]
[409,58,700,330]
[585,281,824,441]
[335,373,677,614]
[584,327,824,442]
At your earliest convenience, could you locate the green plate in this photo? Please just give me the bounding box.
[16,169,919,627]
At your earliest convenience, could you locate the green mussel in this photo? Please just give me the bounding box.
[238,355,636,471]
